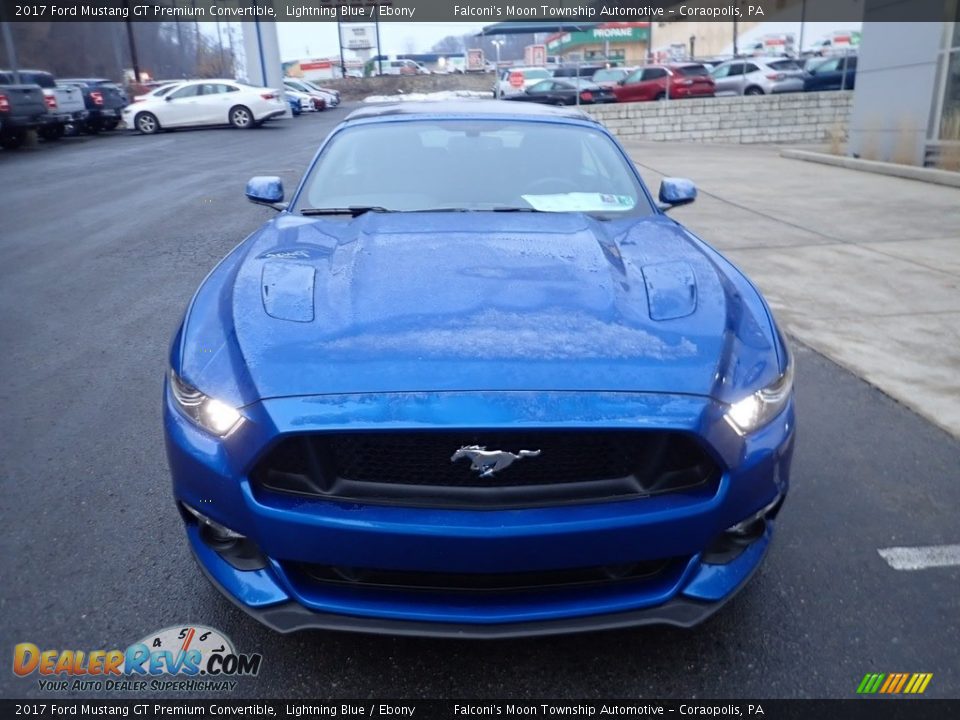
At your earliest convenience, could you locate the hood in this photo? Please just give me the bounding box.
[178,212,780,407]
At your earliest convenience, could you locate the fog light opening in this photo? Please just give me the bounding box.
[702,494,782,565]
[180,502,266,570]
[182,502,245,543]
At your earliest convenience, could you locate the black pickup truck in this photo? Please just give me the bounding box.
[0,80,47,149]
[58,78,128,133]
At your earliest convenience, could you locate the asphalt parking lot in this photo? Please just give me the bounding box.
[1,107,958,700]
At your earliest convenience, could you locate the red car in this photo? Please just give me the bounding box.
[613,63,715,102]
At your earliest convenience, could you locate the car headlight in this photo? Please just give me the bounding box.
[724,354,794,436]
[169,370,243,437]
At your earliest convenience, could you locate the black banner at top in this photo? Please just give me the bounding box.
[0,0,956,23]
[2,700,960,720]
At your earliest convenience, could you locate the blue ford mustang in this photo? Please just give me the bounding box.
[164,101,795,637]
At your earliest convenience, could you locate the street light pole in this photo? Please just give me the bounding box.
[374,2,383,76]
[799,0,807,56]
[337,19,346,78]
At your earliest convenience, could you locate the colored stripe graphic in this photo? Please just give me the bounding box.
[857,673,885,694]
[893,674,910,693]
[857,673,932,694]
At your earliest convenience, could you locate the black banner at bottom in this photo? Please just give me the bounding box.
[2,700,958,720]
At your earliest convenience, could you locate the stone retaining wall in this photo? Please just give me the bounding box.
[588,91,853,144]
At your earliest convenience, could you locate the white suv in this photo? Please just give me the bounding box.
[495,67,553,98]
[378,60,428,76]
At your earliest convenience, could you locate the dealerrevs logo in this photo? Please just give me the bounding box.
[13,625,262,692]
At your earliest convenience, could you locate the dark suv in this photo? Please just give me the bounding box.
[803,55,857,91]
[58,78,128,133]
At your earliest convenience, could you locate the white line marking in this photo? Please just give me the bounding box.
[878,544,960,570]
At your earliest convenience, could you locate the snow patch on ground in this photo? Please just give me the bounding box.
[362,90,492,104]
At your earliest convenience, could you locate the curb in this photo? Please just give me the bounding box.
[780,148,960,188]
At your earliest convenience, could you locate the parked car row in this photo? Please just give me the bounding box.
[125,77,339,134]
[493,55,857,107]
[282,78,341,110]
[0,69,127,149]
[124,79,287,134]
[0,70,343,147]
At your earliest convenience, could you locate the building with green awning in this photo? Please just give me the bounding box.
[546,23,651,64]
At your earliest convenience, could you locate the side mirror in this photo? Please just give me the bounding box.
[658,177,697,211]
[246,176,285,210]
[165,95,173,101]
[617,78,626,86]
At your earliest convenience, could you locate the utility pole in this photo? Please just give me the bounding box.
[337,19,346,78]
[122,1,141,83]
[646,13,654,64]
[192,0,200,76]
[175,22,185,78]
[375,9,383,75]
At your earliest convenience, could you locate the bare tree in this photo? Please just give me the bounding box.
[0,20,236,83]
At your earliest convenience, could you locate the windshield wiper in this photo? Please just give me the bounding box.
[300,206,390,217]
[489,207,544,213]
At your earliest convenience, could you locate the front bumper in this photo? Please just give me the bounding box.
[165,388,794,636]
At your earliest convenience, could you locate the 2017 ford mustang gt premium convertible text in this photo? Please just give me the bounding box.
[164,101,795,637]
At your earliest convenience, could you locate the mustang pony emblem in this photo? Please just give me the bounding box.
[451,445,542,478]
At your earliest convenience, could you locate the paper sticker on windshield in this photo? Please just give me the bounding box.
[521,193,636,213]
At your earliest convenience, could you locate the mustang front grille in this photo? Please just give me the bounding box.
[250,430,720,508]
[286,557,681,594]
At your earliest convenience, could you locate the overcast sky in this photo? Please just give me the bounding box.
[276,22,488,60]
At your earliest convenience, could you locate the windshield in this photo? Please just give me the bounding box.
[294,119,653,218]
[508,69,550,81]
[768,60,802,71]
[592,69,626,83]
[675,65,710,77]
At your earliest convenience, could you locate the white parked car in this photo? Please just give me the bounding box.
[495,67,554,98]
[133,82,183,103]
[283,79,338,109]
[376,59,428,76]
[123,79,286,134]
[299,79,341,107]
